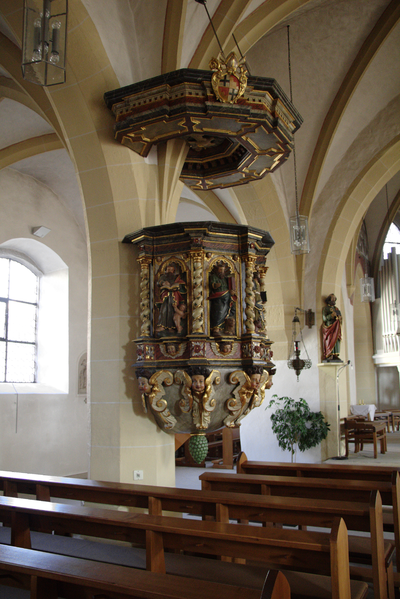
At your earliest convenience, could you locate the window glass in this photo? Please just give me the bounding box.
[0,259,9,298]
[8,301,37,343]
[0,258,38,383]
[383,223,400,259]
[6,342,36,383]
[9,260,38,302]
[0,341,5,381]
[0,300,5,338]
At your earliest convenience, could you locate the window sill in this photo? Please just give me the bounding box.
[0,383,68,395]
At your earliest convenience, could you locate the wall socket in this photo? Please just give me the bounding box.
[133,470,143,481]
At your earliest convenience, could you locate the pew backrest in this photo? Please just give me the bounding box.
[0,494,351,599]
[236,452,400,481]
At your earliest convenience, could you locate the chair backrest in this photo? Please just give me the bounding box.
[344,416,366,431]
[352,421,376,433]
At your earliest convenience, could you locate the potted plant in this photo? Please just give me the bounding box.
[266,395,330,462]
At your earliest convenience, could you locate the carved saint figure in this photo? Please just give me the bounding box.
[175,366,220,431]
[208,261,237,337]
[253,271,266,333]
[322,294,343,361]
[156,262,187,336]
[225,366,272,428]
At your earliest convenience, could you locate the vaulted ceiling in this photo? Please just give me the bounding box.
[0,0,399,272]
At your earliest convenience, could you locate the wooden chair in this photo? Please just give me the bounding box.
[374,411,391,433]
[388,410,400,432]
[352,420,387,459]
[344,416,366,457]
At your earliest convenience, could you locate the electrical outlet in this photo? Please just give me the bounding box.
[133,470,143,481]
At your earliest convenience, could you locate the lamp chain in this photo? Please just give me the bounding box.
[196,0,225,57]
[287,25,299,225]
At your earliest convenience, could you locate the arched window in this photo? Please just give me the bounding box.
[383,223,400,259]
[0,240,68,393]
[0,258,38,382]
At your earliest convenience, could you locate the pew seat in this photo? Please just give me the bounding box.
[0,544,290,599]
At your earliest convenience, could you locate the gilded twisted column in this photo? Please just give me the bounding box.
[258,265,269,334]
[191,251,204,334]
[138,257,152,337]
[244,256,256,333]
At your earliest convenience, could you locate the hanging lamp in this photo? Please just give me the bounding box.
[22,0,68,86]
[287,26,310,255]
[360,218,375,302]
[287,307,313,380]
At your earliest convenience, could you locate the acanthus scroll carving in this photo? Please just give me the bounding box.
[135,368,176,430]
[224,366,272,428]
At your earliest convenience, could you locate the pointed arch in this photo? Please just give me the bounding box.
[318,138,400,314]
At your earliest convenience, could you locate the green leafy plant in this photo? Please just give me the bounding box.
[266,395,330,462]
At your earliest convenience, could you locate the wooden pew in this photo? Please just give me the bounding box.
[0,545,289,599]
[200,470,400,594]
[0,470,390,598]
[236,454,399,534]
[236,452,400,481]
[0,494,362,599]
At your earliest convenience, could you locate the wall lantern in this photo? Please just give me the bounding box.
[287,307,313,380]
[22,0,68,86]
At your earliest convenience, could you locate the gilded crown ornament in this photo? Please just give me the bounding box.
[209,52,248,104]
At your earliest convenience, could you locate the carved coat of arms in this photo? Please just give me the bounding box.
[209,52,248,104]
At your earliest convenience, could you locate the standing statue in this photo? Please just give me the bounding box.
[322,293,343,361]
[253,270,266,333]
[208,261,237,336]
[156,262,187,336]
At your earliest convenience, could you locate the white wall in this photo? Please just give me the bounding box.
[241,353,323,463]
[0,168,89,476]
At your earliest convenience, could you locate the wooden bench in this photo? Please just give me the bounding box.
[200,470,400,591]
[235,454,399,534]
[0,470,386,598]
[236,452,400,481]
[0,544,290,599]
[0,494,362,599]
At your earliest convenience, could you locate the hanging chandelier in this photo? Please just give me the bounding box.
[22,0,68,86]
[287,307,313,380]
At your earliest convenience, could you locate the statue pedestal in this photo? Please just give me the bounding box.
[318,363,349,460]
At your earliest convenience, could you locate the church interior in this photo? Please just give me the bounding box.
[1,2,400,598]
[0,0,399,490]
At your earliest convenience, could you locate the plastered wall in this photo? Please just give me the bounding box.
[0,167,89,476]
